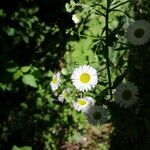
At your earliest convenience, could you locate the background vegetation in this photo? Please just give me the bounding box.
[0,0,149,150]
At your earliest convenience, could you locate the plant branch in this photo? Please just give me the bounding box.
[109,0,130,11]
[105,0,113,100]
[73,31,99,39]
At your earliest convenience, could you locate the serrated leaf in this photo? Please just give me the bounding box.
[22,74,37,88]
[21,66,31,73]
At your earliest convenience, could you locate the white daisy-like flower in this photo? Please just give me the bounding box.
[73,97,95,112]
[58,89,69,103]
[72,14,80,24]
[71,65,98,92]
[50,72,61,91]
[126,20,150,45]
[114,82,139,108]
[85,105,108,126]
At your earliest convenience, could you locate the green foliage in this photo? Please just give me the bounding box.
[12,145,32,150]
[0,0,150,149]
[0,0,85,149]
[22,74,37,88]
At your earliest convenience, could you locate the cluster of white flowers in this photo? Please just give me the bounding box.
[50,65,98,92]
[50,64,139,125]
[73,96,108,126]
[49,65,109,125]
[48,15,146,127]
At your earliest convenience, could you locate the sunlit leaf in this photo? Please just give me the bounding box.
[22,74,37,88]
[12,145,32,150]
[20,66,31,73]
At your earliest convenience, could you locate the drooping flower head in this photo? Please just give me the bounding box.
[73,96,95,112]
[50,72,61,91]
[85,105,108,126]
[126,20,150,45]
[71,65,98,92]
[114,82,139,108]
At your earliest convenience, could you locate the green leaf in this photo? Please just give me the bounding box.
[46,71,53,77]
[13,70,23,80]
[61,68,68,75]
[20,102,28,109]
[7,67,19,73]
[0,9,6,17]
[36,98,43,108]
[23,36,29,43]
[12,145,32,150]
[5,27,15,36]
[22,74,37,88]
[28,7,39,14]
[21,66,31,73]
[78,23,84,33]
[112,71,127,88]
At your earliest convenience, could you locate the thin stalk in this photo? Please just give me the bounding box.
[105,0,112,100]
[109,0,130,11]
[73,31,99,40]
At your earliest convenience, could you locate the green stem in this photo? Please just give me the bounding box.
[73,31,99,39]
[109,0,130,11]
[105,0,112,100]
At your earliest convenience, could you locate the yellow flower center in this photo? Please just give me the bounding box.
[122,89,132,101]
[80,73,91,83]
[79,99,87,105]
[52,77,57,84]
[93,111,101,120]
[134,28,145,38]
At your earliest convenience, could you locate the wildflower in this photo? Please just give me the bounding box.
[72,14,80,24]
[114,82,139,108]
[73,97,95,112]
[126,20,150,45]
[71,65,98,92]
[50,72,61,91]
[85,105,108,126]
